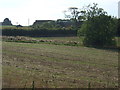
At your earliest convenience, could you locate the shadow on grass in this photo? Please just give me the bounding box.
[85,45,119,53]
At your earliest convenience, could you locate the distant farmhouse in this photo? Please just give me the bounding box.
[16,24,23,28]
[33,20,54,26]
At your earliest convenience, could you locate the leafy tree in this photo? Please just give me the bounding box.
[85,3,107,20]
[32,21,62,30]
[78,3,117,47]
[77,21,87,36]
[64,7,79,20]
[2,18,12,26]
[64,7,85,30]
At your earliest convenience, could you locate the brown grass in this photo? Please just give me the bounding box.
[2,41,118,88]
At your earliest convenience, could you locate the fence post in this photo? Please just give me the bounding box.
[32,81,35,90]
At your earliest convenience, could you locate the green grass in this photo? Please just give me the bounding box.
[2,41,118,88]
[115,37,120,47]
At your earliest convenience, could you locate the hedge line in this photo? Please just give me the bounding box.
[2,29,77,37]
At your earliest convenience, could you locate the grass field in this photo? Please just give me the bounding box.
[2,37,118,88]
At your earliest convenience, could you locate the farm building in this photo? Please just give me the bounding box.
[33,20,54,26]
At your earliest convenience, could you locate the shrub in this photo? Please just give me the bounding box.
[79,15,117,47]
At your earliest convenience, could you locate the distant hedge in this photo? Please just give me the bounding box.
[2,28,77,37]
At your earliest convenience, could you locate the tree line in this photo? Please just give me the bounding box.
[2,3,119,48]
[2,28,77,37]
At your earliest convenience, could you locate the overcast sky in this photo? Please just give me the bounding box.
[0,0,119,26]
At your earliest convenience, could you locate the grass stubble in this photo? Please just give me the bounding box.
[2,37,118,88]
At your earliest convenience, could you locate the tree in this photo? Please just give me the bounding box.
[32,21,62,30]
[78,3,117,47]
[85,3,107,20]
[64,7,79,20]
[2,18,12,26]
[64,7,86,30]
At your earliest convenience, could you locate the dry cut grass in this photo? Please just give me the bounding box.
[2,41,118,88]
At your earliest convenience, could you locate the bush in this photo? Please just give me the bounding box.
[77,22,87,36]
[79,15,117,47]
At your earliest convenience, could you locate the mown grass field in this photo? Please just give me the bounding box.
[2,37,118,88]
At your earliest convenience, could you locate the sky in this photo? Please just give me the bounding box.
[0,0,119,26]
